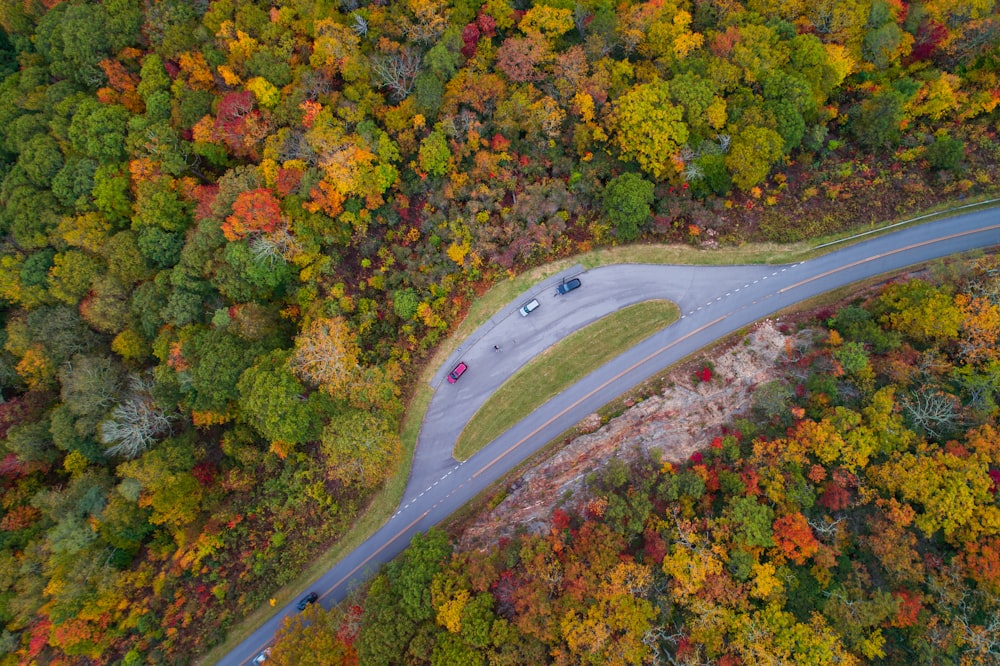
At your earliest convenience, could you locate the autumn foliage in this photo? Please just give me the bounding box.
[0,0,998,662]
[222,188,282,241]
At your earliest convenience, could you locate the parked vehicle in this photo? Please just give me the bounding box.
[556,277,582,294]
[519,298,540,316]
[297,591,318,610]
[253,648,271,664]
[447,362,468,384]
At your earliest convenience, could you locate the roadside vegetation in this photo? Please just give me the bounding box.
[0,0,997,662]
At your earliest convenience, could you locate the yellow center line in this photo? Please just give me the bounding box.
[320,509,429,601]
[474,315,728,479]
[779,223,1000,295]
[239,510,429,665]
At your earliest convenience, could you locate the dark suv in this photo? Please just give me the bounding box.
[556,277,582,295]
[297,591,318,610]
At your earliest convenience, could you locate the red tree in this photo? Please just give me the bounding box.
[222,188,282,241]
[772,512,820,564]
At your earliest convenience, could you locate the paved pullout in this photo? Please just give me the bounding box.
[220,206,1000,666]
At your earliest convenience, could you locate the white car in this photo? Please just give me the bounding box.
[253,648,271,664]
[519,298,540,316]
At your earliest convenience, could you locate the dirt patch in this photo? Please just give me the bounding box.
[456,319,794,550]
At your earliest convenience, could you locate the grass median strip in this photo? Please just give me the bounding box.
[454,300,680,461]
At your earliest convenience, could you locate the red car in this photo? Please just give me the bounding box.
[447,362,468,384]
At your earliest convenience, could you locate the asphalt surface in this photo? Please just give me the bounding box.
[219,204,1000,666]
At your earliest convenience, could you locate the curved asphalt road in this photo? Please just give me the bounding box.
[220,205,1000,665]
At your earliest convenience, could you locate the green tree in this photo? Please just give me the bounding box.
[691,152,732,197]
[80,274,132,334]
[729,496,776,548]
[97,493,155,557]
[137,53,171,103]
[418,129,451,177]
[602,172,654,241]
[68,99,130,163]
[137,226,184,270]
[132,177,193,232]
[212,241,292,303]
[357,574,419,666]
[51,157,98,211]
[91,164,134,224]
[393,288,420,321]
[925,132,964,170]
[47,250,103,306]
[849,89,906,150]
[104,231,152,285]
[116,434,203,533]
[394,529,453,623]
[34,2,115,85]
[833,340,871,375]
[666,72,717,140]
[182,328,262,413]
[17,133,64,188]
[236,350,329,447]
[2,184,62,249]
[726,125,784,190]
[321,409,402,491]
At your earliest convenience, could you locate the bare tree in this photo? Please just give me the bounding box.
[808,517,844,541]
[59,355,123,417]
[100,376,172,459]
[351,12,369,36]
[900,388,961,439]
[371,48,421,101]
[249,226,300,266]
[278,130,318,167]
[682,163,704,183]
[955,594,1000,662]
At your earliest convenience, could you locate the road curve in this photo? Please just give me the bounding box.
[219,206,1000,666]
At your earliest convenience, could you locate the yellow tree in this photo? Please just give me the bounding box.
[867,442,1000,543]
[289,317,361,398]
[608,80,688,180]
[310,19,364,81]
[518,5,573,41]
[955,293,1000,364]
[725,125,784,190]
[270,602,357,666]
[402,0,450,44]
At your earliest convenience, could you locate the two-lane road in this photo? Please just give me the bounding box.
[220,205,1000,665]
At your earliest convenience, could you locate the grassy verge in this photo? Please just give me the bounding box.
[453,300,680,461]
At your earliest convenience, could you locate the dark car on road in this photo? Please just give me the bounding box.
[447,362,468,384]
[297,592,318,610]
[556,277,582,295]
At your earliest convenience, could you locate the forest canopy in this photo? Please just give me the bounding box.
[0,0,997,662]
